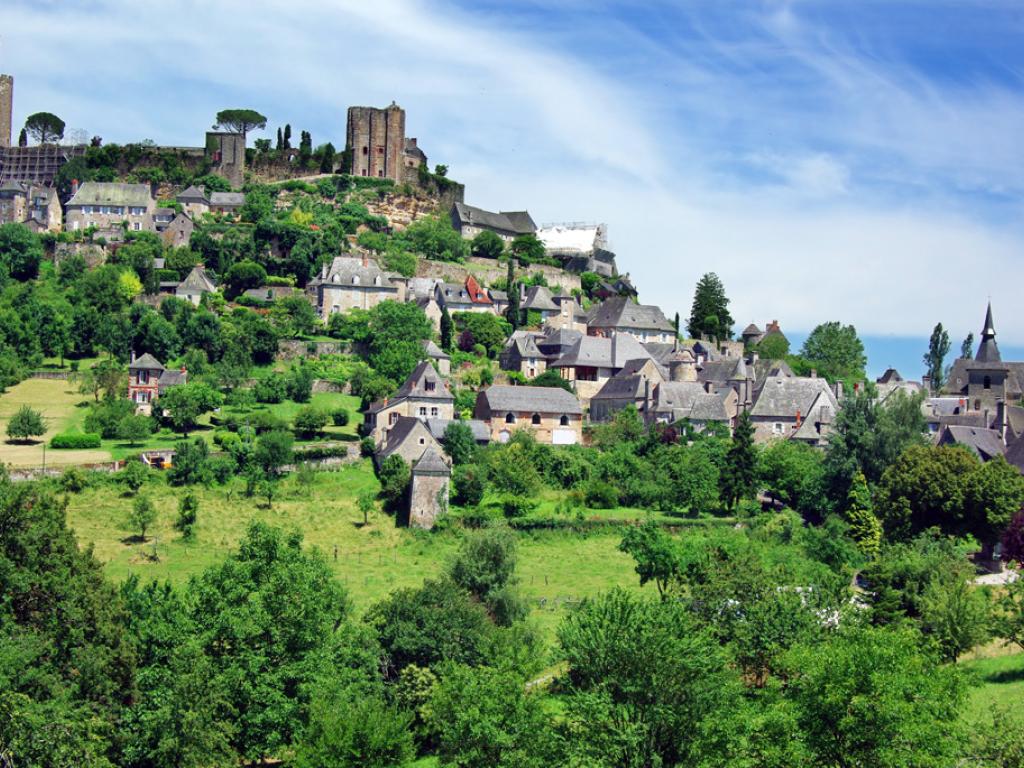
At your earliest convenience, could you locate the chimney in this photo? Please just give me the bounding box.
[853,382,860,393]
[181,366,187,374]
[997,399,1007,443]
[810,369,817,379]
[795,409,802,427]
[835,381,843,400]
[71,179,79,196]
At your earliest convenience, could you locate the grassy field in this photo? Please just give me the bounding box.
[0,377,362,467]
[961,644,1024,721]
[63,462,647,641]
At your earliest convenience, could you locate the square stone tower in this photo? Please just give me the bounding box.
[0,75,12,148]
[205,131,245,189]
[346,102,406,183]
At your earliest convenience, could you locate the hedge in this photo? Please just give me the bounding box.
[293,444,353,460]
[50,432,102,449]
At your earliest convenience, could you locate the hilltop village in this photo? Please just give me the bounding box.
[3,71,1024,768]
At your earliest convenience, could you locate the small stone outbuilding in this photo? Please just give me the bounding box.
[409,446,451,529]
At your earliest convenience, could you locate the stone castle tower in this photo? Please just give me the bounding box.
[346,102,407,183]
[0,75,12,148]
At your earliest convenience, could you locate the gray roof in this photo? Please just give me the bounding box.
[750,377,838,419]
[522,285,558,312]
[427,418,491,443]
[379,416,438,460]
[488,289,508,302]
[157,369,187,392]
[413,445,451,475]
[451,202,535,235]
[477,385,582,415]
[68,181,151,207]
[178,266,216,293]
[177,185,208,203]
[130,353,164,371]
[587,296,674,333]
[506,334,543,359]
[876,368,904,384]
[552,332,653,370]
[592,372,649,401]
[539,328,582,354]
[314,256,394,288]
[742,323,762,336]
[395,360,454,401]
[209,191,245,206]
[436,282,477,308]
[940,425,1005,462]
[976,303,1001,363]
[422,339,450,360]
[653,382,731,422]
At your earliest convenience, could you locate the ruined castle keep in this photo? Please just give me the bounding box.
[0,75,12,148]
[345,102,426,184]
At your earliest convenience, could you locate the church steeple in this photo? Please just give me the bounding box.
[975,302,1001,363]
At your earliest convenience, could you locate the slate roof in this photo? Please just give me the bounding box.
[209,191,245,207]
[436,282,477,308]
[591,372,649,401]
[488,289,508,302]
[451,202,535,235]
[552,333,653,370]
[939,425,1005,462]
[587,296,674,333]
[976,303,1001,363]
[1004,434,1024,473]
[178,266,216,293]
[157,369,187,392]
[506,334,543,359]
[427,418,491,443]
[422,339,450,361]
[790,391,837,443]
[413,445,451,475]
[130,353,165,371]
[378,416,439,461]
[477,385,582,415]
[877,368,904,384]
[522,285,558,312]
[742,323,762,337]
[652,382,731,422]
[750,377,838,419]
[394,360,454,401]
[313,256,394,288]
[68,182,151,207]
[177,185,208,203]
[538,328,582,356]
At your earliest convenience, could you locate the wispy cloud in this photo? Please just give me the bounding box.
[2,0,1023,347]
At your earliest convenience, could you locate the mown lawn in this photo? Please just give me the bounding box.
[63,463,650,643]
[961,646,1024,721]
[0,379,109,467]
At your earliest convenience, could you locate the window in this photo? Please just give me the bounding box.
[362,146,369,155]
[505,413,516,424]
[133,222,141,231]
[431,407,439,417]
[377,146,384,154]
[138,370,149,384]
[419,437,425,445]
[984,376,992,390]
[773,422,784,435]
[425,381,436,392]
[378,170,384,177]
[419,407,427,416]
[129,206,145,215]
[389,412,399,425]
[352,275,360,285]
[531,413,541,425]
[560,415,570,426]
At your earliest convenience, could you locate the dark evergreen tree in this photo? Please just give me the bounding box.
[687,272,733,342]
[440,305,453,352]
[505,258,520,330]
[721,410,756,509]
[18,127,27,147]
[275,126,283,151]
[283,123,292,149]
[923,322,950,392]
[319,141,336,173]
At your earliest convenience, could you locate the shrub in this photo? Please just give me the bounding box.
[360,436,376,457]
[293,406,329,439]
[174,491,198,539]
[119,459,149,495]
[60,467,91,493]
[452,465,485,507]
[287,362,314,403]
[585,479,620,509]
[213,430,241,451]
[207,456,237,485]
[84,398,137,439]
[254,375,288,404]
[331,408,350,427]
[501,496,538,519]
[50,432,102,449]
[294,444,350,461]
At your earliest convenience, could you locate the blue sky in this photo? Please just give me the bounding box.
[3,0,1023,376]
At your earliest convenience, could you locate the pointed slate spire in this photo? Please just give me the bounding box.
[975,302,1002,363]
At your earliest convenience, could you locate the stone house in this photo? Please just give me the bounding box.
[548,331,655,403]
[521,285,559,323]
[499,334,547,379]
[156,210,193,248]
[307,255,404,318]
[648,381,739,432]
[365,360,455,444]
[416,294,443,333]
[937,425,1005,462]
[450,202,536,242]
[586,296,675,344]
[377,416,443,466]
[474,385,583,445]
[174,185,245,218]
[741,320,787,350]
[945,304,1024,413]
[176,185,210,218]
[0,181,61,231]
[209,191,245,216]
[175,265,217,305]
[748,375,840,445]
[346,103,426,184]
[128,353,187,415]
[435,276,496,315]
[589,358,667,423]
[65,182,155,235]
[409,446,451,530]
[546,292,587,332]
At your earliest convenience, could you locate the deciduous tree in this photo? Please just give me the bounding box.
[6,405,45,443]
[923,322,951,392]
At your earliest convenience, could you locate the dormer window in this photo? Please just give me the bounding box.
[425,381,436,392]
[374,275,381,286]
[352,275,360,285]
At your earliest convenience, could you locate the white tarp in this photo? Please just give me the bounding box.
[537,223,604,253]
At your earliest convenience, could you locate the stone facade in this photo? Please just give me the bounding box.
[0,182,62,231]
[409,451,450,530]
[65,182,156,235]
[0,75,11,149]
[346,103,422,184]
[206,132,245,189]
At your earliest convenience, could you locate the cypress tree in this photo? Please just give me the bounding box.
[844,471,882,558]
[721,410,756,510]
[505,258,520,330]
[283,124,292,150]
[276,127,283,151]
[440,305,453,352]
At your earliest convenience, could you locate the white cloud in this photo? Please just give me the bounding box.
[2,0,1024,347]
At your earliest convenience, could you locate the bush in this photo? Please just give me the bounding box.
[360,436,376,457]
[50,432,102,449]
[294,406,329,439]
[585,479,620,509]
[84,398,137,439]
[501,496,538,519]
[207,456,237,485]
[60,467,91,493]
[119,459,149,495]
[331,408,350,427]
[254,375,288,404]
[174,492,198,539]
[294,444,351,461]
[287,362,314,403]
[452,465,486,507]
